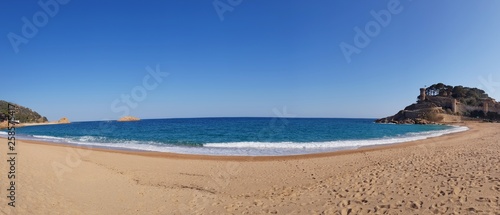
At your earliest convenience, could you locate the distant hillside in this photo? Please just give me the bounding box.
[0,100,48,123]
[377,83,500,124]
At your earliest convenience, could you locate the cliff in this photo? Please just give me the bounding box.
[0,100,48,123]
[376,100,448,124]
[376,83,500,124]
[117,116,140,122]
[0,101,72,129]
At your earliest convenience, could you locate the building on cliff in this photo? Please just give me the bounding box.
[377,84,500,124]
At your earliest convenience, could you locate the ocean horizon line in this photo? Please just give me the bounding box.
[67,116,380,123]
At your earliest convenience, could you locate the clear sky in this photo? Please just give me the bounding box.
[1,0,500,121]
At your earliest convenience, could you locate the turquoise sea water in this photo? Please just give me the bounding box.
[0,118,467,156]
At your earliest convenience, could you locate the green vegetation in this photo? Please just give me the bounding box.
[0,100,48,123]
[421,83,491,106]
[379,83,499,124]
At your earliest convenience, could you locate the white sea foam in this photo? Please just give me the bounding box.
[3,126,469,156]
[70,136,107,143]
[32,135,67,140]
[203,126,469,149]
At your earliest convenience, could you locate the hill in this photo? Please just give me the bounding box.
[376,83,500,124]
[0,100,48,123]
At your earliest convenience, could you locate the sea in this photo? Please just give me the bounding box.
[0,118,468,156]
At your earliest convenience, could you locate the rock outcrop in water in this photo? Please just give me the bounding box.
[376,83,500,124]
[117,116,140,122]
[0,121,8,129]
[58,117,71,124]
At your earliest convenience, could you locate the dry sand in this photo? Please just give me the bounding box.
[0,122,499,214]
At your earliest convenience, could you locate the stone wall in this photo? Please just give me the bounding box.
[425,95,500,115]
[426,96,454,111]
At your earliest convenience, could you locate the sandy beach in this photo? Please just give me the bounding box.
[0,122,499,214]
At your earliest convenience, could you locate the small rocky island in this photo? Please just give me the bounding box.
[58,117,71,124]
[117,116,141,122]
[376,83,500,124]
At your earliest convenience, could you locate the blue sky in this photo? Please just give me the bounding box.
[1,0,500,121]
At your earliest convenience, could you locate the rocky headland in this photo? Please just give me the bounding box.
[376,83,500,124]
[0,100,70,129]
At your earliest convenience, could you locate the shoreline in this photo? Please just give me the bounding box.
[0,121,498,214]
[1,122,473,161]
[0,121,68,129]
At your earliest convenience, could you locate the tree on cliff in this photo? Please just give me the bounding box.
[0,100,49,123]
[424,83,490,106]
[426,83,453,97]
[451,86,466,98]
